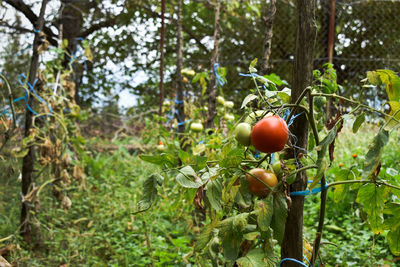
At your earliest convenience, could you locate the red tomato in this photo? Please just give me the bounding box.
[250,116,289,153]
[246,168,278,197]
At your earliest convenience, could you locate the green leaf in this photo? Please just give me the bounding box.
[388,226,400,256]
[220,148,243,168]
[176,166,203,188]
[311,125,338,189]
[270,192,288,244]
[264,74,288,87]
[195,222,218,252]
[367,71,381,85]
[376,69,400,101]
[246,3,261,17]
[256,195,273,231]
[135,174,164,212]
[218,213,249,261]
[356,184,389,234]
[362,130,389,180]
[139,154,178,168]
[352,113,366,133]
[206,178,223,211]
[333,169,353,203]
[241,94,258,109]
[277,88,291,103]
[236,248,265,267]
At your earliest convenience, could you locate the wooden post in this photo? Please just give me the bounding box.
[281,0,317,266]
[261,0,277,75]
[20,0,49,244]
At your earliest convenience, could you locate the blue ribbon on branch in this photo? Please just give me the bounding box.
[213,63,225,87]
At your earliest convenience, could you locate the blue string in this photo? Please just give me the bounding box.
[279,258,309,267]
[290,184,329,197]
[17,73,53,116]
[270,153,275,164]
[239,72,259,78]
[213,63,225,87]
[198,140,204,145]
[288,112,304,127]
[254,150,260,159]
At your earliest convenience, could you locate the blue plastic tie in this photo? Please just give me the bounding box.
[239,72,259,78]
[270,153,275,164]
[213,63,225,87]
[174,99,184,104]
[198,140,204,145]
[17,73,53,116]
[34,29,40,33]
[288,112,304,127]
[279,258,309,267]
[254,150,260,159]
[290,184,329,197]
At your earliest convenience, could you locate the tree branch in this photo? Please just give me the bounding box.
[4,0,58,46]
[78,16,117,38]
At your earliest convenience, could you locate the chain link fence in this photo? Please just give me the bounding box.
[205,0,400,98]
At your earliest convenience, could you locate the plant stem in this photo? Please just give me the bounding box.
[286,86,311,123]
[328,179,400,191]
[311,92,400,124]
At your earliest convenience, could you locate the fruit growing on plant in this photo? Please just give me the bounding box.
[234,122,252,146]
[224,113,235,121]
[272,161,282,177]
[181,68,195,76]
[183,76,188,83]
[246,168,278,197]
[190,121,204,132]
[352,153,357,159]
[157,141,166,152]
[217,96,225,105]
[224,101,234,109]
[251,116,289,153]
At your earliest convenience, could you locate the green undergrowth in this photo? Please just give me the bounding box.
[1,125,399,266]
[1,140,196,266]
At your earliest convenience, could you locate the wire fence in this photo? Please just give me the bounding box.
[198,0,400,98]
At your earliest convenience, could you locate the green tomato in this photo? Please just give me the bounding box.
[272,161,282,177]
[217,96,225,105]
[224,113,235,121]
[157,144,166,152]
[234,122,252,146]
[225,101,234,109]
[244,110,272,124]
[190,122,204,132]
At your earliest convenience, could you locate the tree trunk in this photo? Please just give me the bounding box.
[20,0,49,244]
[176,0,185,145]
[281,0,316,266]
[60,0,83,104]
[206,1,220,129]
[158,0,166,116]
[261,0,277,75]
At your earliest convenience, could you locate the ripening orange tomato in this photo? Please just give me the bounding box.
[251,116,289,153]
[246,168,278,197]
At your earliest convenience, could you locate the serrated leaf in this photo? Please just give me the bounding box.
[256,195,273,231]
[376,70,400,101]
[311,126,338,188]
[362,130,389,180]
[237,248,265,267]
[176,166,203,188]
[195,222,218,252]
[241,94,258,109]
[388,225,400,256]
[135,174,164,212]
[333,169,353,203]
[84,46,93,62]
[277,88,291,103]
[356,184,389,234]
[352,113,366,133]
[250,58,258,69]
[206,178,223,211]
[218,213,249,261]
[367,71,381,85]
[270,192,287,244]
[221,148,243,168]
